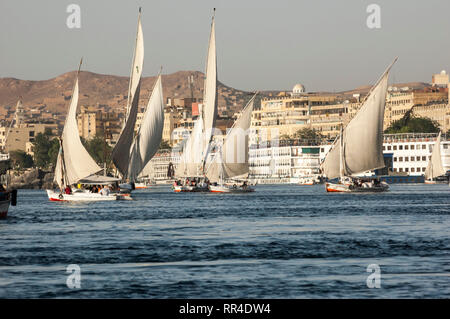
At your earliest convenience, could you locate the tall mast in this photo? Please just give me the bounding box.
[339,125,344,179]
[125,7,142,125]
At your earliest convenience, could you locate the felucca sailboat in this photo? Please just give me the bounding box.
[206,94,257,193]
[424,132,446,184]
[173,9,218,192]
[111,8,164,190]
[321,58,398,193]
[47,61,121,201]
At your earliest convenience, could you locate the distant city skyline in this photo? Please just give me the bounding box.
[0,0,449,92]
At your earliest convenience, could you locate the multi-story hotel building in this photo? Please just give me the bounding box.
[0,123,57,153]
[77,106,122,144]
[385,87,448,128]
[251,78,449,144]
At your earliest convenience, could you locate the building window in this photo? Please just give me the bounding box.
[394,157,397,162]
[422,156,426,161]
[422,167,426,172]
[399,168,403,172]
[399,145,403,150]
[411,145,415,150]
[422,144,426,149]
[387,145,392,150]
[393,145,397,150]
[405,157,408,162]
[399,157,403,161]
[410,157,414,161]
[405,145,409,150]
[411,167,415,172]
[405,168,409,172]
[416,156,420,161]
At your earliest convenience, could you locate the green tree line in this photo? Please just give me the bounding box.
[384,112,441,134]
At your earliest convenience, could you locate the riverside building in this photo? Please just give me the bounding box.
[251,76,449,144]
[247,133,450,184]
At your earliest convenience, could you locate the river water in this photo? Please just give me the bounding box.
[0,184,449,298]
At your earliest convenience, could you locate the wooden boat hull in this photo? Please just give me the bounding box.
[0,190,16,218]
[0,198,10,218]
[47,190,122,201]
[172,185,210,193]
[209,185,255,193]
[326,182,389,193]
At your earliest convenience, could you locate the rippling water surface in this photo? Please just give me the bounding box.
[0,184,449,298]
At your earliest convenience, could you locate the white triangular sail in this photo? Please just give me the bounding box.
[206,94,256,182]
[425,132,445,180]
[128,74,165,181]
[201,13,218,165]
[176,117,204,177]
[322,58,397,179]
[175,11,218,177]
[111,9,144,179]
[54,74,102,189]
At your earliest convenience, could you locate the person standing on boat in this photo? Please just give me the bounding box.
[100,185,110,196]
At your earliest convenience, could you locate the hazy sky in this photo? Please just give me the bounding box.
[1,0,449,92]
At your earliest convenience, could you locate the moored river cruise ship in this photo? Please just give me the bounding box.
[246,133,450,184]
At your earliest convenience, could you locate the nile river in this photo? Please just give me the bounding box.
[0,184,449,298]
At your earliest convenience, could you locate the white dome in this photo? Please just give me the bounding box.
[440,70,447,75]
[293,83,306,94]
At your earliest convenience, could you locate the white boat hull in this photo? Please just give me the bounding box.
[134,182,156,189]
[46,189,122,201]
[209,185,254,193]
[325,181,389,193]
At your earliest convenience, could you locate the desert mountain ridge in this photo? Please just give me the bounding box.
[0,70,432,116]
[0,70,254,115]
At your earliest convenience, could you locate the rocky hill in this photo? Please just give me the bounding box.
[0,70,254,116]
[0,71,433,117]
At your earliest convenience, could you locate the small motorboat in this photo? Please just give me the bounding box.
[298,175,323,186]
[46,188,121,201]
